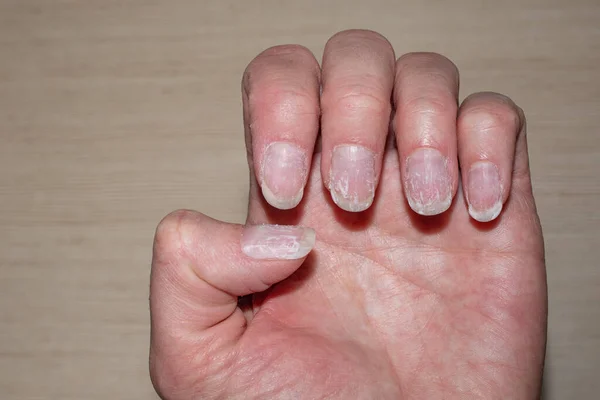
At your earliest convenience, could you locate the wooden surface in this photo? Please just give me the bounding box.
[1,1,598,398]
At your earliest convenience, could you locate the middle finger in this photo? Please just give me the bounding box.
[320,30,396,212]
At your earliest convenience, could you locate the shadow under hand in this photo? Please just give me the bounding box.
[465,191,503,232]
[251,251,319,309]
[262,176,378,231]
[325,187,376,232]
[261,182,311,226]
[406,197,453,235]
[406,189,503,235]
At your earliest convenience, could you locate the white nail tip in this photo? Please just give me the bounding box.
[468,201,503,222]
[406,190,453,216]
[330,188,374,212]
[241,225,316,260]
[261,184,304,210]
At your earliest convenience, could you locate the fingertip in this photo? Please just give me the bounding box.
[153,209,204,258]
[301,227,317,257]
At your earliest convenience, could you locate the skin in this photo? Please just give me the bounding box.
[149,30,547,399]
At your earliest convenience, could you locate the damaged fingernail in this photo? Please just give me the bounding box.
[329,144,375,212]
[261,142,307,210]
[404,147,453,216]
[241,225,316,260]
[467,161,503,222]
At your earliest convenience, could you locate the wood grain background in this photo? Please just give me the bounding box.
[1,1,598,398]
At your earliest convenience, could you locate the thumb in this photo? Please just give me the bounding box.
[149,210,314,395]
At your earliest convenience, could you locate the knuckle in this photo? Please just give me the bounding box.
[460,92,521,133]
[154,210,199,257]
[402,95,451,117]
[242,46,319,122]
[323,84,391,116]
[397,52,458,73]
[465,91,517,109]
[250,87,317,114]
[396,53,460,89]
[461,108,511,133]
[258,44,315,60]
[247,87,319,129]
[328,29,393,49]
[243,45,316,91]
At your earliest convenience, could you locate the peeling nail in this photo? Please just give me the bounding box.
[404,147,453,216]
[241,225,316,260]
[261,142,307,210]
[467,161,503,222]
[329,145,376,212]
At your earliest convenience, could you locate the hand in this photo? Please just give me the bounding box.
[149,30,547,399]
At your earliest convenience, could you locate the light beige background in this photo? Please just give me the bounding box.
[1,1,598,398]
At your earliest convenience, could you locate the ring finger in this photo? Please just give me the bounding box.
[393,53,460,216]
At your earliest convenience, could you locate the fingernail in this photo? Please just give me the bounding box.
[241,225,316,260]
[404,147,453,215]
[261,142,307,210]
[329,145,376,212]
[467,161,503,222]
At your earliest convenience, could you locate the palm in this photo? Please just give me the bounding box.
[235,151,546,398]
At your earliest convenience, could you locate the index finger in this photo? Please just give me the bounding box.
[242,45,321,210]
